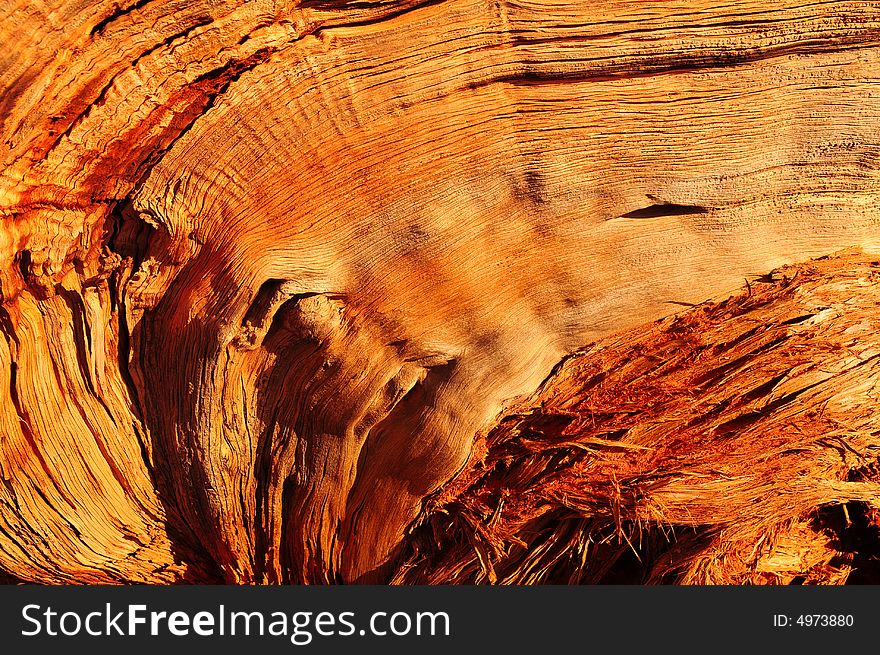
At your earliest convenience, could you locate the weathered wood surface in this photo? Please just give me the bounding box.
[0,1,879,583]
[400,253,880,584]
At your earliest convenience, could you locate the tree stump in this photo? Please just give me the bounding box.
[1,0,879,583]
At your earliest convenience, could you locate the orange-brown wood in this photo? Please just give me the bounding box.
[1,0,879,583]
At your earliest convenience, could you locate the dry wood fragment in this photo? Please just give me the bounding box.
[1,0,879,584]
[398,253,880,584]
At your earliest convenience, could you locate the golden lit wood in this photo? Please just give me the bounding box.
[1,0,879,583]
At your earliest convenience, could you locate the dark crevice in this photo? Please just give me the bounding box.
[90,0,155,37]
[101,200,186,530]
[16,250,31,283]
[620,203,710,219]
[0,568,26,585]
[107,200,157,273]
[310,0,447,33]
[739,371,789,404]
[812,503,880,584]
[291,291,326,300]
[242,279,286,329]
[596,543,647,584]
[0,307,19,348]
[781,313,816,326]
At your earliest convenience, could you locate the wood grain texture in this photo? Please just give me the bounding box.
[0,0,879,583]
[399,253,880,584]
